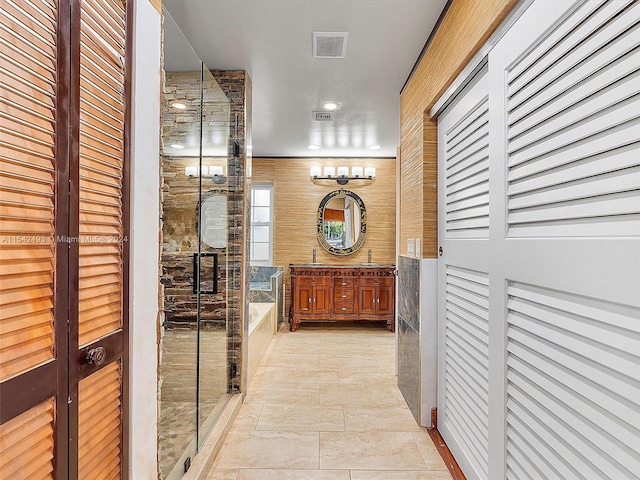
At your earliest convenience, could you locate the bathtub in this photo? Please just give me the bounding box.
[247,302,276,385]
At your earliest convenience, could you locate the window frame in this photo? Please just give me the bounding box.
[250,183,274,266]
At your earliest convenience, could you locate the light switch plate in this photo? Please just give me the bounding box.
[407,239,415,255]
[415,238,421,258]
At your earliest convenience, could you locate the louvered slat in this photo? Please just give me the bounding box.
[506,2,640,238]
[444,97,489,238]
[78,0,125,348]
[0,0,56,381]
[506,282,640,480]
[78,361,122,480]
[0,398,55,479]
[444,266,489,478]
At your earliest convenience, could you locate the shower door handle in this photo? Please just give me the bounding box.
[193,252,219,294]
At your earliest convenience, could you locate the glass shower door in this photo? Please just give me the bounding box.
[159,9,232,478]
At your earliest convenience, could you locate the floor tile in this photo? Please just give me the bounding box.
[343,406,423,432]
[244,383,320,405]
[256,404,345,431]
[319,431,429,470]
[205,468,239,480]
[350,471,454,480]
[213,430,319,469]
[231,403,264,431]
[319,383,406,407]
[236,469,350,480]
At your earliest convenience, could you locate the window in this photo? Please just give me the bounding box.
[250,184,273,265]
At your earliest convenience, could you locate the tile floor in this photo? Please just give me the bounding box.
[205,322,453,480]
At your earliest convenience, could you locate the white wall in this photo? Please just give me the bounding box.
[129,0,161,477]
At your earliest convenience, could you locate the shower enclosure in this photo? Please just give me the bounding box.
[159,11,235,479]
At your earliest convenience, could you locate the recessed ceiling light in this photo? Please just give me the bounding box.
[368,144,381,150]
[322,101,340,111]
[170,144,184,149]
[171,102,187,109]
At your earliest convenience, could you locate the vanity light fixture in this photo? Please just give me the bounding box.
[185,165,227,184]
[308,144,320,150]
[368,144,381,150]
[171,102,187,109]
[310,165,375,185]
[170,143,184,149]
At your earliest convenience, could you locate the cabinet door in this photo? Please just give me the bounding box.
[376,283,394,315]
[313,285,331,315]
[358,285,376,315]
[294,284,313,313]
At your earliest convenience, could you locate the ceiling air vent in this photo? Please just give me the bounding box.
[313,111,333,121]
[312,31,348,58]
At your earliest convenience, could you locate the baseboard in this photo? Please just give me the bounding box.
[427,427,467,480]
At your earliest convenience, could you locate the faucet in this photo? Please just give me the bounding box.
[367,249,372,264]
[312,248,317,264]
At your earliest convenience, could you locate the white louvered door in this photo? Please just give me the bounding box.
[438,1,640,479]
[437,66,491,480]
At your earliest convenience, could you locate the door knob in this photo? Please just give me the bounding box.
[86,346,107,366]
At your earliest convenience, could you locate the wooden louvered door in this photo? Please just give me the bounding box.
[0,0,68,478]
[70,0,129,478]
[0,0,131,478]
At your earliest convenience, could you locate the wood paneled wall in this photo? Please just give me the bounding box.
[252,158,396,306]
[399,0,517,257]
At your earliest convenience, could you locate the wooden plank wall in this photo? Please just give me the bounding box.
[252,157,396,308]
[399,0,518,257]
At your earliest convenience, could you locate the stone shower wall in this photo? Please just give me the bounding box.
[211,70,252,394]
[161,71,229,328]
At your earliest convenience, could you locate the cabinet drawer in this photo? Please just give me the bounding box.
[334,289,354,301]
[333,302,354,314]
[334,278,355,288]
[359,277,394,287]
[295,276,331,286]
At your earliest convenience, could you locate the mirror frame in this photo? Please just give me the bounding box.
[317,189,366,255]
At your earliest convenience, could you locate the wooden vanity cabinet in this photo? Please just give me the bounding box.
[358,274,394,318]
[291,269,331,317]
[289,265,395,331]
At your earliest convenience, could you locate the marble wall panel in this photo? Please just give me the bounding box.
[397,255,421,422]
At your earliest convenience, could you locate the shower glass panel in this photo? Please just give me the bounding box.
[196,64,232,449]
[160,9,231,479]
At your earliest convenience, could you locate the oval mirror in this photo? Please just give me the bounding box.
[199,192,227,248]
[317,189,366,255]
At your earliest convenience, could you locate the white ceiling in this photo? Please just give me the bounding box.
[163,0,448,158]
